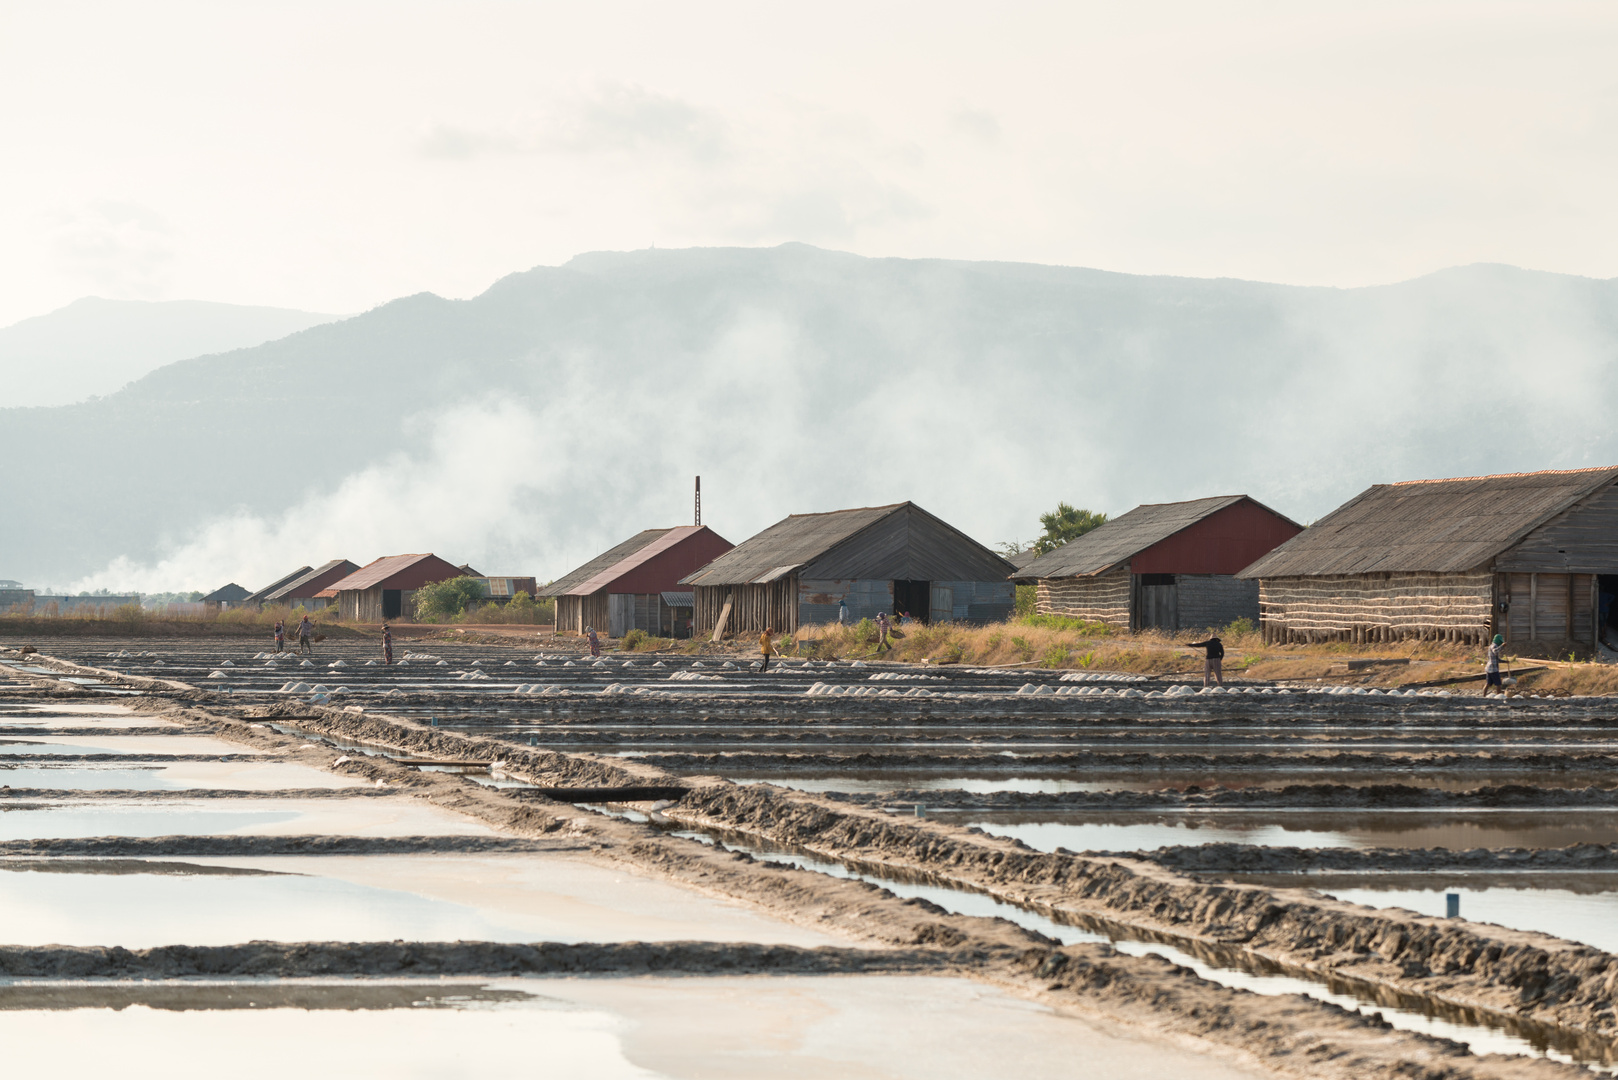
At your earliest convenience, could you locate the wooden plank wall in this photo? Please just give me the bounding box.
[1257,571,1493,644]
[555,596,582,634]
[1036,567,1132,628]
[1502,572,1596,645]
[695,580,799,636]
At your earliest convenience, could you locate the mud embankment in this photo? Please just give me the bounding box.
[828,782,1618,811]
[671,782,1618,1044]
[1119,842,1618,874]
[627,749,1618,773]
[0,940,936,979]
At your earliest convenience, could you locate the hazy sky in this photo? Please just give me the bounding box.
[4,1,1618,327]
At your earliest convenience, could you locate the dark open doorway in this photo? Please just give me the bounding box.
[892,580,931,623]
[1600,575,1618,649]
[382,589,402,619]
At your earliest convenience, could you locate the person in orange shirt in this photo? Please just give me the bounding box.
[760,627,777,673]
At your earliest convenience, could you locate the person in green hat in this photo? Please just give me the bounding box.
[1482,633,1506,696]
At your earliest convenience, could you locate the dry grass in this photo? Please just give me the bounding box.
[777,617,1618,694]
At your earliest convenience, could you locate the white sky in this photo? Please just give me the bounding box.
[3,0,1617,327]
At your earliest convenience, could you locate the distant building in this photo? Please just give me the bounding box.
[467,577,539,606]
[250,559,359,610]
[201,583,251,610]
[1018,496,1302,632]
[241,566,313,608]
[1240,467,1618,649]
[32,594,139,614]
[0,582,34,611]
[320,554,466,622]
[540,526,733,638]
[682,502,1015,636]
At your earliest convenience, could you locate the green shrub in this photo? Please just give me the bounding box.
[1014,584,1037,618]
[622,628,648,650]
[854,617,875,641]
[1020,613,1109,635]
[1041,643,1071,667]
[1010,635,1034,661]
[414,577,487,621]
[1224,616,1256,636]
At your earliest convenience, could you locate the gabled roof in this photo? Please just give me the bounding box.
[243,565,313,605]
[561,525,709,597]
[537,529,674,598]
[265,559,358,601]
[682,502,1014,586]
[1020,496,1269,579]
[323,553,453,592]
[202,582,249,603]
[1238,466,1618,579]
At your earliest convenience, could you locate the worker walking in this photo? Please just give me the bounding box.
[586,625,601,658]
[1483,634,1506,695]
[297,615,314,655]
[760,627,776,673]
[1185,634,1224,687]
[875,612,891,653]
[382,624,394,666]
[273,619,285,654]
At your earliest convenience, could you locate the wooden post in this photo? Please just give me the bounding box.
[1567,574,1575,644]
[1593,574,1601,648]
[1529,573,1537,641]
[711,592,734,643]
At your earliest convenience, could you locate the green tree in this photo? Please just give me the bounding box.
[413,576,488,621]
[1032,503,1108,554]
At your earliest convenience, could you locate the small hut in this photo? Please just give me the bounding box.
[1018,496,1302,631]
[540,526,733,638]
[321,554,466,622]
[682,502,1015,637]
[1237,466,1618,649]
[201,583,250,611]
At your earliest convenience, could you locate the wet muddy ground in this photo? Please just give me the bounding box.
[5,637,1618,1078]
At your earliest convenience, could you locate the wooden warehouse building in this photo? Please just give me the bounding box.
[1237,466,1618,649]
[682,502,1016,637]
[319,553,467,622]
[1019,495,1302,631]
[540,525,733,638]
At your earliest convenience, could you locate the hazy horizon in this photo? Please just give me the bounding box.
[5,3,1618,328]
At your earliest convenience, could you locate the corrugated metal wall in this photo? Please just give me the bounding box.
[1175,575,1259,630]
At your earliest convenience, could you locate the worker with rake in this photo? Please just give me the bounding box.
[297,614,314,655]
[760,626,777,672]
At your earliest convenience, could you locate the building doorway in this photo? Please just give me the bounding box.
[382,590,402,619]
[1600,575,1618,649]
[1136,573,1178,632]
[892,580,931,623]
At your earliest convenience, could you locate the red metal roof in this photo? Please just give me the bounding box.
[322,554,466,593]
[563,525,733,597]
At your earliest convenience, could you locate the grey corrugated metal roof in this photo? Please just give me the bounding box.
[1238,466,1618,579]
[265,559,357,601]
[1018,496,1250,579]
[202,583,249,604]
[537,529,673,598]
[681,505,899,586]
[682,502,1015,586]
[244,565,313,605]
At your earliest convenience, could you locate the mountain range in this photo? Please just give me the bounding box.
[3,244,1616,591]
[0,297,338,408]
